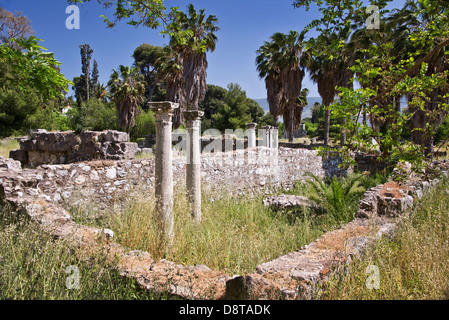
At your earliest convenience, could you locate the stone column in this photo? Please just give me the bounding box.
[246,123,257,149]
[149,102,179,246]
[183,110,204,223]
[271,127,279,149]
[259,126,271,148]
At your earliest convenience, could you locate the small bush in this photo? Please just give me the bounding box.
[67,99,118,132]
[305,173,370,223]
[129,107,155,142]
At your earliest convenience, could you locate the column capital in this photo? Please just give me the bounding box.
[183,110,204,121]
[246,123,257,130]
[149,101,179,115]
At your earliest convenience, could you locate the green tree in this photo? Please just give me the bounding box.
[79,44,93,102]
[0,85,41,137]
[133,43,166,102]
[107,65,146,135]
[67,0,167,29]
[211,83,253,132]
[129,107,155,141]
[296,0,449,169]
[0,36,71,101]
[166,4,219,111]
[67,99,118,132]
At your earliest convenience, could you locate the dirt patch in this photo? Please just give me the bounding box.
[380,181,411,199]
[315,225,374,251]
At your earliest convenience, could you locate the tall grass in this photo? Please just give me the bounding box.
[0,203,170,300]
[322,176,449,300]
[70,184,332,276]
[0,138,19,159]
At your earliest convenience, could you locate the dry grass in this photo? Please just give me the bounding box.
[0,204,166,300]
[0,138,19,159]
[322,176,449,300]
[70,183,332,276]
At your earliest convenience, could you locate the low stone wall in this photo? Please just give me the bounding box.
[1,147,337,209]
[10,130,139,168]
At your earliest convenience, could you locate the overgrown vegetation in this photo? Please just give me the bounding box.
[0,204,170,300]
[0,138,19,158]
[69,182,348,276]
[68,173,385,276]
[322,176,449,300]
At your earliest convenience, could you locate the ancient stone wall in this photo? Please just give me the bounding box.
[10,130,139,168]
[1,147,337,209]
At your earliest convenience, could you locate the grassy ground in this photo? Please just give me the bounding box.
[69,173,379,276]
[0,138,19,159]
[322,176,449,300]
[3,169,448,299]
[0,203,173,300]
[70,184,335,276]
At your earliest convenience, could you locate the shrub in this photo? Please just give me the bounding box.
[67,99,118,132]
[26,100,72,132]
[129,107,155,142]
[305,173,367,223]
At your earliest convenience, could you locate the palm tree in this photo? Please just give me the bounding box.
[256,30,307,142]
[94,83,110,103]
[303,27,354,146]
[107,65,146,135]
[302,41,336,145]
[295,88,309,128]
[169,4,219,112]
[154,46,185,128]
[256,41,283,127]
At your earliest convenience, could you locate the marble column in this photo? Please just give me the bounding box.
[259,126,271,148]
[246,123,257,149]
[271,127,279,149]
[183,110,204,223]
[149,102,179,246]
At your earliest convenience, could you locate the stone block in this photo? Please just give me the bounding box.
[28,151,44,166]
[377,194,413,217]
[9,149,28,164]
[105,130,129,143]
[120,142,139,159]
[20,139,38,151]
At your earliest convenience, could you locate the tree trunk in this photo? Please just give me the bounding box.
[424,134,434,159]
[340,118,346,146]
[288,103,295,143]
[324,108,330,145]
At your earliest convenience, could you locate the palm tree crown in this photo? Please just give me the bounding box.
[107,65,146,135]
[256,30,307,142]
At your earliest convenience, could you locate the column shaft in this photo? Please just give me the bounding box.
[149,102,179,245]
[184,110,204,223]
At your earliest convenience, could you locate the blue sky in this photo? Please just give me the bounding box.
[1,0,405,99]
